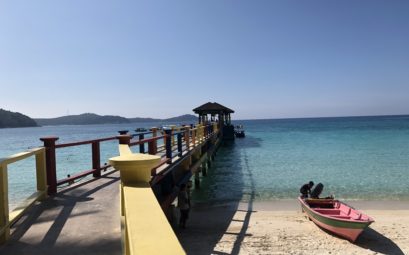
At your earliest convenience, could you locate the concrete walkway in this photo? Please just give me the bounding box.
[0,171,121,255]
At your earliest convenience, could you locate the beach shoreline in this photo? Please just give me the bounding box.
[175,200,409,255]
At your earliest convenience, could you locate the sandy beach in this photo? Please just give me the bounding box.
[175,200,409,255]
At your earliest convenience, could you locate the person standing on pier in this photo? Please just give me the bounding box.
[178,183,190,228]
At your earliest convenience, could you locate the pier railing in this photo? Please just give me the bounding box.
[0,148,47,243]
[0,122,219,247]
[39,123,218,195]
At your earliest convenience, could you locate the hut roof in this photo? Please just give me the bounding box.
[193,102,234,114]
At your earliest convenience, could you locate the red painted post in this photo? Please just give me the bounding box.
[40,136,59,195]
[148,127,158,155]
[117,135,132,145]
[92,141,101,177]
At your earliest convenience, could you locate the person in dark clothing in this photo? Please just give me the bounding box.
[310,183,324,199]
[300,181,314,198]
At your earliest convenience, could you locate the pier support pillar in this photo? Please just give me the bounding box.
[194,171,200,189]
[202,162,207,177]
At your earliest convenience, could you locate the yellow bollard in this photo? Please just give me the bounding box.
[109,153,160,185]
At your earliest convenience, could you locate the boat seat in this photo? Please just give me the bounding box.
[331,215,352,219]
[314,209,341,215]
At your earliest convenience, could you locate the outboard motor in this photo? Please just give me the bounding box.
[310,183,324,198]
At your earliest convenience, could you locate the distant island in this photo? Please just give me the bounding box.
[34,113,197,126]
[0,109,38,128]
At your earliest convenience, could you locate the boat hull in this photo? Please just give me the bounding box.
[299,197,373,242]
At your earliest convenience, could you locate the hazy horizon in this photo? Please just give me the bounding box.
[13,109,409,122]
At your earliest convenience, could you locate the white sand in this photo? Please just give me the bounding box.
[175,200,409,255]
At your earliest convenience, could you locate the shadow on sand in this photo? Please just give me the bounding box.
[316,224,404,255]
[175,136,260,255]
[355,228,405,255]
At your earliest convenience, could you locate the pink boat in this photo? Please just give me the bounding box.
[298,197,374,242]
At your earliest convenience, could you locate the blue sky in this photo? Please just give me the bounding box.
[1,1,408,119]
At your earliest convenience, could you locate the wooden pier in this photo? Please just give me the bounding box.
[0,103,236,254]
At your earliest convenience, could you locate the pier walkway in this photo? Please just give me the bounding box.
[0,170,121,255]
[0,103,236,254]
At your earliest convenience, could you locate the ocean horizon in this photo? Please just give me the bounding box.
[2,115,409,209]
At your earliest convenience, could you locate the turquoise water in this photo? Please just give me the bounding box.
[194,116,409,203]
[1,116,409,209]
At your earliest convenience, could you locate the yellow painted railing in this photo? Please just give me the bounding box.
[0,148,47,243]
[110,151,185,255]
[110,123,219,254]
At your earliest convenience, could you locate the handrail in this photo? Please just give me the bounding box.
[0,147,47,244]
[121,183,185,255]
[55,137,117,148]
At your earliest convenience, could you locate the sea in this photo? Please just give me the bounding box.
[1,115,409,210]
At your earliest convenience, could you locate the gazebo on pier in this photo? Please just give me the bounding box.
[193,102,235,140]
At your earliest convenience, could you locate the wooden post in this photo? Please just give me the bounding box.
[164,129,172,160]
[92,141,101,177]
[0,164,9,243]
[40,136,59,195]
[192,128,196,146]
[204,123,208,138]
[138,133,145,153]
[170,125,176,146]
[117,135,132,145]
[196,124,201,143]
[177,132,182,157]
[149,127,158,155]
[184,126,190,150]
